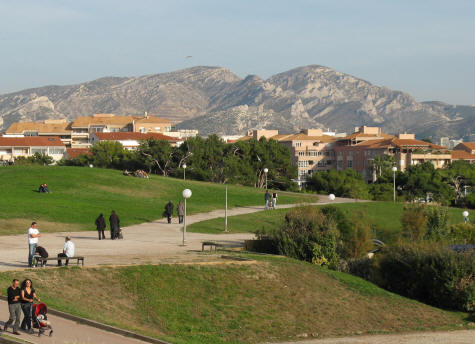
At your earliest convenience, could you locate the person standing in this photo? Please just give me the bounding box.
[265,190,271,210]
[20,279,39,334]
[164,201,174,224]
[177,201,184,224]
[27,222,40,267]
[95,213,106,240]
[57,236,75,266]
[4,279,21,335]
[109,211,120,240]
[272,191,278,209]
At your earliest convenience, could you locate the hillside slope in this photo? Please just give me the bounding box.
[1,65,473,139]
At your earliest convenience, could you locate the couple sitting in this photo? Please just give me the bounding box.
[34,237,75,266]
[38,184,50,193]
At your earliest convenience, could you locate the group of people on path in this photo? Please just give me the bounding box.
[3,278,40,335]
[28,222,75,267]
[163,200,185,224]
[95,211,123,240]
[264,190,278,209]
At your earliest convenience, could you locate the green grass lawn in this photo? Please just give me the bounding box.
[188,202,471,243]
[0,256,470,344]
[0,165,317,235]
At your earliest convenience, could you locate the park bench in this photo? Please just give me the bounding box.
[34,256,85,267]
[202,241,223,252]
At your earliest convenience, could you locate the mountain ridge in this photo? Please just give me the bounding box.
[0,65,473,139]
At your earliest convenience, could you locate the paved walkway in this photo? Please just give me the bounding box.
[275,329,475,344]
[0,195,354,271]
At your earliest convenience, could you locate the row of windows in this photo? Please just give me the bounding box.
[297,151,334,157]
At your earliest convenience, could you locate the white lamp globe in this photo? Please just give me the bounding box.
[263,168,269,173]
[462,211,469,218]
[183,163,187,169]
[182,189,192,199]
[329,194,335,201]
[392,167,397,172]
[89,164,93,168]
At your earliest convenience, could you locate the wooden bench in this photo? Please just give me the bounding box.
[202,241,223,252]
[34,256,85,267]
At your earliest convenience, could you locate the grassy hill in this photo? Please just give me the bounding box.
[0,256,470,344]
[188,202,471,243]
[0,166,316,235]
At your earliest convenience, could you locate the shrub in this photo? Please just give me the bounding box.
[449,223,475,244]
[401,205,427,241]
[425,206,449,240]
[372,244,475,312]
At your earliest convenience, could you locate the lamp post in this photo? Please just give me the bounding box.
[263,168,269,189]
[463,210,469,224]
[392,166,397,202]
[329,194,335,201]
[182,188,192,245]
[182,163,187,180]
[224,185,228,232]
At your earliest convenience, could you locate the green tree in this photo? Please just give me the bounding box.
[137,139,175,176]
[91,141,125,168]
[425,206,449,241]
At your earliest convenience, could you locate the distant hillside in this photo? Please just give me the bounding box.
[0,65,474,140]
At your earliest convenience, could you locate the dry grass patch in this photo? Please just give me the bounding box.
[0,218,86,236]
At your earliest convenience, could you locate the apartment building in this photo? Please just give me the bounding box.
[90,132,182,149]
[0,136,66,162]
[6,119,72,146]
[452,142,475,163]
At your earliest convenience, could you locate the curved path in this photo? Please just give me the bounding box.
[0,195,355,271]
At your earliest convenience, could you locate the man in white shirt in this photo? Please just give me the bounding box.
[27,222,41,267]
[57,236,75,266]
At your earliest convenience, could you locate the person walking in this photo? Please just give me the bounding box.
[109,211,120,240]
[20,279,39,334]
[95,213,106,240]
[265,190,271,210]
[164,200,174,224]
[272,191,278,209]
[4,279,22,335]
[57,236,75,266]
[27,222,40,267]
[177,201,184,224]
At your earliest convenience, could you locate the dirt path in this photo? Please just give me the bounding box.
[274,329,475,344]
[0,195,356,271]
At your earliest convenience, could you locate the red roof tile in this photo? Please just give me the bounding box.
[0,136,64,147]
[93,132,177,141]
[66,148,91,158]
[451,150,475,160]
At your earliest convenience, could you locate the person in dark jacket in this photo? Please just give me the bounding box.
[109,211,120,239]
[177,201,184,224]
[95,213,106,240]
[164,201,174,224]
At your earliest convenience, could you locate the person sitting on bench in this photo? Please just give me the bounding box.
[35,246,49,267]
[57,236,75,266]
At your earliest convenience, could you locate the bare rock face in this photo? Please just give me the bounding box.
[0,65,473,139]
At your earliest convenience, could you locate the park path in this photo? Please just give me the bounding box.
[0,299,146,344]
[0,195,355,271]
[274,329,475,344]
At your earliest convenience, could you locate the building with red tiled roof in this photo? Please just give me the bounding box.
[90,132,182,149]
[454,142,475,155]
[65,148,91,159]
[0,136,66,162]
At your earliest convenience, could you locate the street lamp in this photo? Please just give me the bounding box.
[392,167,398,202]
[329,194,335,201]
[182,163,187,180]
[263,168,269,189]
[462,210,469,224]
[182,188,192,245]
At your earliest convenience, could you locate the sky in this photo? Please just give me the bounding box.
[0,0,474,104]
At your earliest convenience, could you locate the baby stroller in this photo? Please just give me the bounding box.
[32,303,53,337]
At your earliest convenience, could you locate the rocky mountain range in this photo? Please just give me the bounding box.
[0,65,473,140]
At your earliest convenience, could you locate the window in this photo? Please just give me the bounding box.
[308,151,317,156]
[337,160,343,168]
[109,128,120,132]
[49,147,65,155]
[298,161,309,167]
[24,131,38,136]
[317,160,326,167]
[295,142,302,147]
[154,127,161,131]
[13,148,28,154]
[347,160,353,168]
[31,148,47,155]
[298,151,305,156]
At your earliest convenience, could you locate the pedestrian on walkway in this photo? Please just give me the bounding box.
[95,213,106,240]
[272,191,278,209]
[20,279,39,334]
[57,236,75,266]
[265,190,271,209]
[177,201,184,224]
[3,279,21,335]
[109,211,120,239]
[164,201,174,224]
[27,222,41,267]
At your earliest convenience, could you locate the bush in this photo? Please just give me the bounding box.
[425,206,449,240]
[401,205,427,241]
[372,245,475,312]
[449,223,475,244]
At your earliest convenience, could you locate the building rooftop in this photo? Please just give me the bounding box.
[134,116,172,124]
[278,133,337,143]
[0,136,65,147]
[451,150,475,160]
[6,121,71,134]
[71,115,135,127]
[66,148,91,158]
[93,132,177,141]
